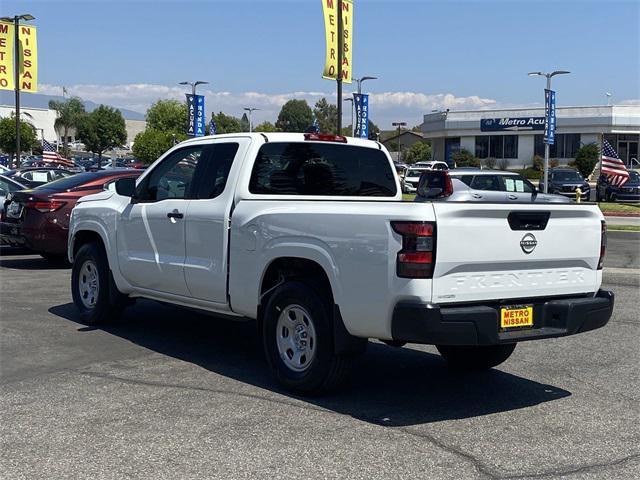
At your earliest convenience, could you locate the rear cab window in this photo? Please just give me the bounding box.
[249,142,397,197]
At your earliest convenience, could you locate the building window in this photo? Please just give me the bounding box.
[534,133,580,158]
[475,137,489,158]
[475,135,518,159]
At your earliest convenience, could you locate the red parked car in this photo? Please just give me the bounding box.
[1,170,141,261]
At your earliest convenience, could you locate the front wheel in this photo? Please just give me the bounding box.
[71,242,126,325]
[436,343,517,371]
[262,280,352,394]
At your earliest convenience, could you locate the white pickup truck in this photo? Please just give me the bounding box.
[68,133,613,393]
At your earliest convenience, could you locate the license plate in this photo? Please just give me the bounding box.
[6,201,22,219]
[500,305,534,329]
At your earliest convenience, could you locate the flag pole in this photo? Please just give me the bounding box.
[336,0,343,134]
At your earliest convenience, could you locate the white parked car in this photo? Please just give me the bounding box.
[68,133,613,393]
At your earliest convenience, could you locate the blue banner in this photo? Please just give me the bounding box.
[544,89,556,145]
[353,93,369,138]
[209,116,217,135]
[186,94,206,137]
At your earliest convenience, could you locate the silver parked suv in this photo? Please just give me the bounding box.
[415,169,571,203]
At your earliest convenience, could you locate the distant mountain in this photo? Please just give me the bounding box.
[0,91,146,121]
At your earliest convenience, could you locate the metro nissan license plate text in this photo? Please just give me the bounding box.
[500,305,533,329]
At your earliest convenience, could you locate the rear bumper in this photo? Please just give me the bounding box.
[391,290,614,345]
[0,220,68,254]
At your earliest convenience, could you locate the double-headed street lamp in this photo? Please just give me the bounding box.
[528,70,570,193]
[178,80,209,96]
[243,107,260,132]
[354,76,378,94]
[348,75,378,137]
[0,13,36,167]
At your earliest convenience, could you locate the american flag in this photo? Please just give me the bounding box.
[601,140,629,187]
[42,139,74,168]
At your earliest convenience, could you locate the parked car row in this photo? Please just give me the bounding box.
[0,170,142,260]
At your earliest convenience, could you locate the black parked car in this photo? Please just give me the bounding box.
[538,168,590,201]
[3,168,75,188]
[596,169,640,202]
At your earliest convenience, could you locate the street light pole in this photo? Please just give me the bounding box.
[243,107,260,132]
[336,0,344,133]
[528,70,570,193]
[392,121,407,162]
[0,14,35,167]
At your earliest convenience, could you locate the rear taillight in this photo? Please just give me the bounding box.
[25,199,66,213]
[391,221,436,278]
[303,133,348,143]
[598,220,606,270]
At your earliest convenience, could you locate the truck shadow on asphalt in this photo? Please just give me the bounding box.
[49,299,571,427]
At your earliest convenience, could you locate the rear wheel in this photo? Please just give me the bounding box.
[71,242,126,325]
[436,343,517,371]
[262,280,353,394]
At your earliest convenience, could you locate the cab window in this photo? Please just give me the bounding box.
[137,146,204,202]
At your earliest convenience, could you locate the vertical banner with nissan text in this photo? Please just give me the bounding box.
[322,0,353,83]
[19,25,37,92]
[353,93,369,138]
[0,22,14,90]
[186,94,206,137]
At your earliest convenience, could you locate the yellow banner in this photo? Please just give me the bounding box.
[322,0,352,84]
[18,24,37,92]
[0,22,14,91]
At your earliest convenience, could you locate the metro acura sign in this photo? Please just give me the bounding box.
[480,117,545,132]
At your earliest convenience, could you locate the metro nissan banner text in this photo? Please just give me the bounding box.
[0,22,38,92]
[322,0,353,83]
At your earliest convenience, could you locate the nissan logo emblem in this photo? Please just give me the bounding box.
[520,233,537,254]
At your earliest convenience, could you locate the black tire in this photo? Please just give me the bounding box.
[71,242,126,325]
[436,343,517,371]
[262,280,352,394]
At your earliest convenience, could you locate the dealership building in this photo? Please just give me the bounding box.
[421,105,640,168]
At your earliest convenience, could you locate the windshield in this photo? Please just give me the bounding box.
[628,171,640,182]
[406,169,425,176]
[553,170,583,182]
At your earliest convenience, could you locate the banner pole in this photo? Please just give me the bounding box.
[13,17,21,168]
[336,0,343,134]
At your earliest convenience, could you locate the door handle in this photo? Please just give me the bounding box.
[508,194,518,200]
[167,210,184,219]
[471,193,483,199]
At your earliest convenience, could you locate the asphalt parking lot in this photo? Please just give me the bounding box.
[1,233,639,480]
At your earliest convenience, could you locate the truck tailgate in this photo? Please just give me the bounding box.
[431,203,603,304]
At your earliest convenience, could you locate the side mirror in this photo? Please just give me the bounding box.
[115,177,136,197]
[417,170,453,198]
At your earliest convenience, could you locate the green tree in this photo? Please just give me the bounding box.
[146,99,188,133]
[48,96,86,157]
[313,97,337,134]
[77,105,127,167]
[367,119,381,140]
[0,115,37,165]
[132,129,186,165]
[276,99,314,132]
[451,148,481,168]
[253,121,279,132]
[405,142,432,164]
[574,143,600,179]
[212,112,242,134]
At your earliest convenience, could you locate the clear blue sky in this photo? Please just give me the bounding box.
[3,0,639,127]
